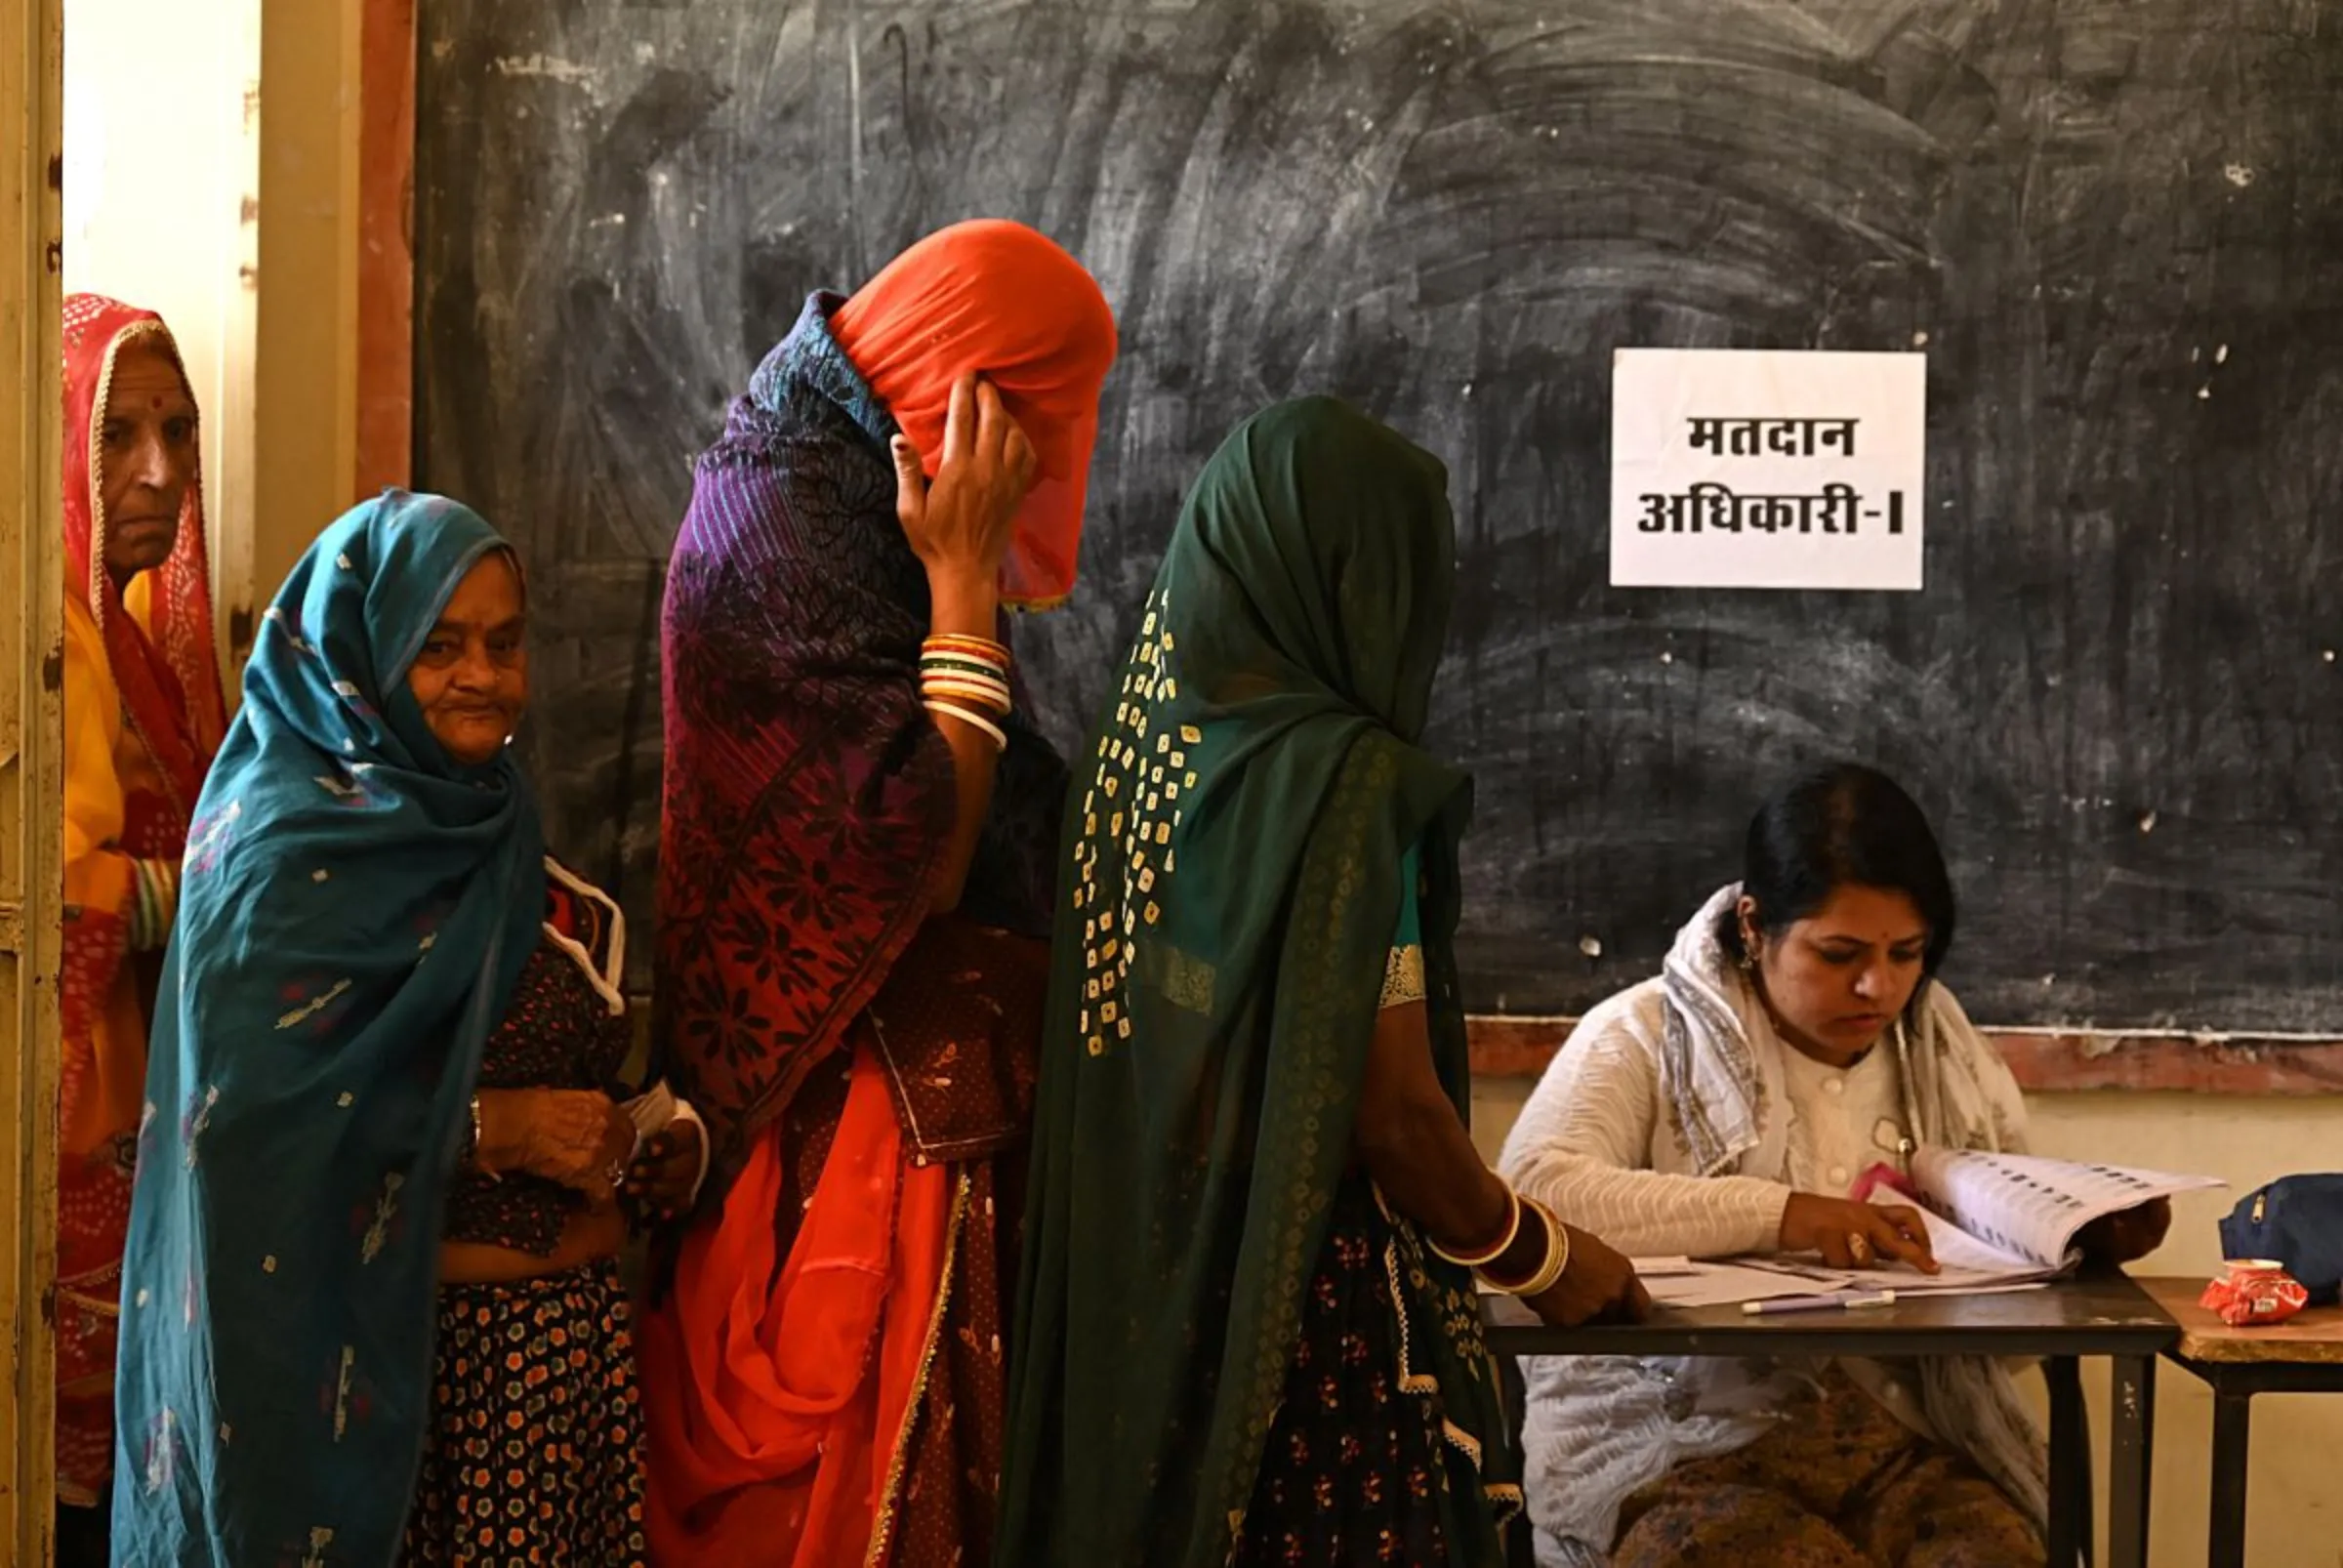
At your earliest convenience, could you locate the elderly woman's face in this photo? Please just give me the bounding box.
[100,343,199,581]
[408,552,528,766]
[1741,883,1929,1067]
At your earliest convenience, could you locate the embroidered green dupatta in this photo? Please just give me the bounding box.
[999,397,1516,1566]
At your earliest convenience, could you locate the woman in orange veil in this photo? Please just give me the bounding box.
[56,295,226,1558]
[643,221,1114,1567]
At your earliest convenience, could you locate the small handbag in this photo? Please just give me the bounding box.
[858,911,1051,1167]
[2219,1174,2343,1306]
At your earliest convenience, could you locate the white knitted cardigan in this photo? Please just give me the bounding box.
[1504,886,2047,1566]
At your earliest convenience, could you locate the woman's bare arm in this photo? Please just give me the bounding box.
[890,377,1036,911]
[1357,1001,1648,1324]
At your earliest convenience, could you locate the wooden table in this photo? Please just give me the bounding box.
[1484,1272,2177,1568]
[2139,1276,2343,1568]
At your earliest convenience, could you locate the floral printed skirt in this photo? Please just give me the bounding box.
[1613,1363,2042,1568]
[402,1259,647,1567]
[1234,1180,1481,1567]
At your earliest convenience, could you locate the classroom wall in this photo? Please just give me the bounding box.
[61,0,258,672]
[253,0,362,617]
[63,0,361,674]
[1470,1078,2343,1568]
[65,6,2342,1557]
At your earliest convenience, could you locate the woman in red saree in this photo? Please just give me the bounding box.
[641,221,1116,1567]
[57,295,226,1555]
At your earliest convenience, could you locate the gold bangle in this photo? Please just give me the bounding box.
[1429,1188,1521,1269]
[1488,1197,1570,1298]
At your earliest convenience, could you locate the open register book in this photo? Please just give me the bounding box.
[1637,1149,2224,1309]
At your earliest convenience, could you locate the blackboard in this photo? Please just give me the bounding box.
[414,0,2343,1034]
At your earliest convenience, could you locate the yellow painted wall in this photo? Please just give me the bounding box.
[1471,1076,2343,1567]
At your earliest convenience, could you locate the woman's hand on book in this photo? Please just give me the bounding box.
[2077,1197,2172,1264]
[1781,1193,1940,1273]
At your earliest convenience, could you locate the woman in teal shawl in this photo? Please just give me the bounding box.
[110,492,699,1567]
[998,398,1647,1567]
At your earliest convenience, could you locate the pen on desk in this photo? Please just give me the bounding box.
[1742,1290,1899,1316]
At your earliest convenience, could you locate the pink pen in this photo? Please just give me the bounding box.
[1742,1290,1899,1316]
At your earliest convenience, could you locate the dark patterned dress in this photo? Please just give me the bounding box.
[1237,1180,1466,1567]
[400,872,650,1568]
[1235,847,1521,1566]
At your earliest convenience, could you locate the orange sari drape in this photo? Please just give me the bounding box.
[641,1047,952,1567]
[56,295,226,1506]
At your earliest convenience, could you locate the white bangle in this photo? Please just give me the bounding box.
[925,699,1007,751]
[920,676,1013,716]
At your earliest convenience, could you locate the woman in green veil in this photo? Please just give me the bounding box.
[999,397,1648,1567]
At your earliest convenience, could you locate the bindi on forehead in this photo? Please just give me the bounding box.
[104,388,195,426]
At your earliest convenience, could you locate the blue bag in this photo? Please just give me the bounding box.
[2220,1174,2343,1306]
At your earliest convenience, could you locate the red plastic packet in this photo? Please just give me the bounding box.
[2199,1259,2311,1327]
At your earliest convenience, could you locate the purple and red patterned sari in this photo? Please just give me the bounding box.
[641,293,1065,1567]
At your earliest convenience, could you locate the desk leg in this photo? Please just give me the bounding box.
[2045,1356,2085,1568]
[2106,1355,2154,1568]
[2207,1386,2252,1568]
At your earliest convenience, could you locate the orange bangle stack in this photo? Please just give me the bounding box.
[921,634,1012,751]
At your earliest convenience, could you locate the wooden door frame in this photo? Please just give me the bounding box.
[0,0,69,1558]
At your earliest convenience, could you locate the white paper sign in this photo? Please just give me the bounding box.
[1609,349,1926,591]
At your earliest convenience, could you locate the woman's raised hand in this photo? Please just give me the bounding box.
[891,374,1037,598]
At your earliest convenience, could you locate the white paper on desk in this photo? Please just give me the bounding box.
[1632,1257,1700,1277]
[1865,1209,2064,1296]
[1642,1261,1849,1309]
[1705,1213,2064,1301]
